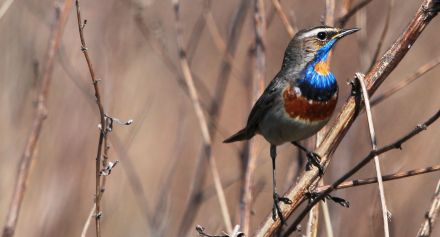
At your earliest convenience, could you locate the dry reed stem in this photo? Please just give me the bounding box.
[306,204,319,237]
[417,179,440,236]
[358,73,390,237]
[172,0,232,233]
[240,0,266,234]
[1,2,73,236]
[316,164,440,192]
[271,0,295,37]
[178,1,250,234]
[255,1,440,236]
[371,56,440,107]
[325,0,335,26]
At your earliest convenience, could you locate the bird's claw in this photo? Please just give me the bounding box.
[272,192,292,224]
[305,152,324,176]
[305,191,350,208]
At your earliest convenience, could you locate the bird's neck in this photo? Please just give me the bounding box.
[297,50,337,101]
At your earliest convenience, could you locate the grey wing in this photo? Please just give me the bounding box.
[244,74,286,133]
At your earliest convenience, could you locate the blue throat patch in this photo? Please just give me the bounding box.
[298,39,338,101]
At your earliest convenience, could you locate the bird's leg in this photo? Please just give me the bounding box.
[291,141,324,175]
[270,145,292,224]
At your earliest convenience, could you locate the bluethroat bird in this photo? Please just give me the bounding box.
[224,26,359,222]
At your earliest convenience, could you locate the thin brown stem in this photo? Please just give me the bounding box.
[75,1,114,236]
[358,73,390,237]
[1,2,73,237]
[255,1,440,236]
[271,0,295,37]
[316,165,440,192]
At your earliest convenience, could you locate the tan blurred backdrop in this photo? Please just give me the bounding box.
[1,0,440,236]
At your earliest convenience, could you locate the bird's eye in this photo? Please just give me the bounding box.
[317,31,327,40]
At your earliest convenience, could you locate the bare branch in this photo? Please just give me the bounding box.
[1,2,73,236]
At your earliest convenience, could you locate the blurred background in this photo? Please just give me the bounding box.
[1,0,440,236]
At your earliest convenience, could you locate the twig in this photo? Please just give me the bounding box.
[254,1,440,235]
[369,0,394,71]
[371,56,440,107]
[337,0,373,27]
[81,204,96,237]
[58,45,155,232]
[306,204,319,237]
[172,0,232,233]
[283,109,440,236]
[417,179,440,236]
[316,165,440,192]
[357,73,390,237]
[178,1,250,234]
[1,2,73,237]
[271,0,295,37]
[75,1,131,236]
[321,201,334,237]
[196,225,244,237]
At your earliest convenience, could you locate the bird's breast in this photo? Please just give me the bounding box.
[282,85,337,123]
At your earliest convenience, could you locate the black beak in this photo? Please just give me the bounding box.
[334,28,360,39]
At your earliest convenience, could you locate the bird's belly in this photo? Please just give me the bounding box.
[258,105,329,145]
[258,87,337,145]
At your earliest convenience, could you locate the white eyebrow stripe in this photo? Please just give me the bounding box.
[298,28,335,39]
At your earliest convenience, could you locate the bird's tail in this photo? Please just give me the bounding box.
[223,128,254,143]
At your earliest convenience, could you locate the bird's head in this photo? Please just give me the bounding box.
[282,26,359,74]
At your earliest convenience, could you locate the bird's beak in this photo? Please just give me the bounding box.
[334,28,360,39]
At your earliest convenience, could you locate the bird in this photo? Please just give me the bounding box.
[224,26,359,222]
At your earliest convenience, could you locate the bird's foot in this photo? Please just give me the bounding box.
[305,191,350,208]
[272,192,292,224]
[305,152,324,176]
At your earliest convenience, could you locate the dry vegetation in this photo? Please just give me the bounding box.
[1,0,440,236]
